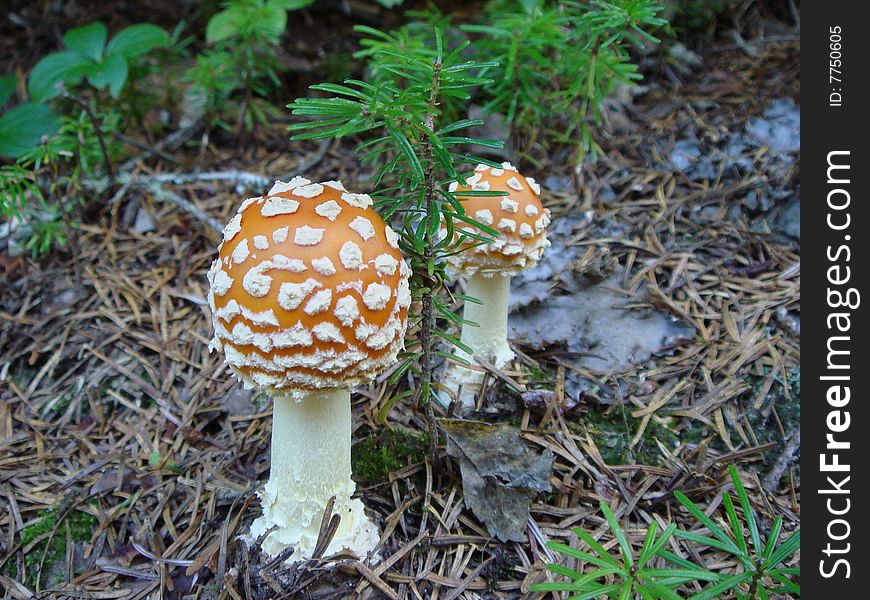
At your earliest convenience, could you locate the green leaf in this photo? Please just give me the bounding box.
[672,530,745,559]
[206,7,245,43]
[537,565,619,589]
[86,53,129,97]
[0,102,60,158]
[641,581,683,600]
[762,517,783,559]
[673,492,739,554]
[546,542,621,572]
[64,22,107,61]
[655,549,702,571]
[261,1,290,38]
[28,50,91,101]
[387,126,424,185]
[637,521,659,567]
[768,570,800,594]
[565,582,625,600]
[640,568,719,583]
[723,493,748,556]
[600,502,633,568]
[106,24,170,59]
[572,526,620,567]
[647,523,677,560]
[728,465,761,555]
[0,75,16,107]
[760,529,800,571]
[690,573,753,600]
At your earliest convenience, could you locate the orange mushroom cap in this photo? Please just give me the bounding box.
[207,177,411,398]
[443,162,551,277]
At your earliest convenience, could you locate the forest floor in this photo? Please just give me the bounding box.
[0,4,799,599]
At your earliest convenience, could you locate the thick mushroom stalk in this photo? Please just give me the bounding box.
[207,178,411,561]
[441,163,550,408]
[250,389,377,558]
[456,273,513,369]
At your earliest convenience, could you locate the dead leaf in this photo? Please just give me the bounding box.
[442,420,554,542]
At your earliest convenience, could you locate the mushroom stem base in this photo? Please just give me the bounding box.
[249,389,378,562]
[440,273,514,411]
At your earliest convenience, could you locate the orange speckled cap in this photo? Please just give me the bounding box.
[443,162,551,277]
[206,177,411,398]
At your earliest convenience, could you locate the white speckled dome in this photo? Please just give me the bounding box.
[207,178,411,397]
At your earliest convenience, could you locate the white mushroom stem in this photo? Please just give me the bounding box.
[249,389,378,561]
[439,273,515,412]
[458,273,515,369]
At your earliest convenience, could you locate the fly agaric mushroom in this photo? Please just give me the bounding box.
[441,162,550,406]
[206,177,411,561]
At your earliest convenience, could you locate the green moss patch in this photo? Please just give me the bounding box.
[352,428,429,485]
[10,508,97,588]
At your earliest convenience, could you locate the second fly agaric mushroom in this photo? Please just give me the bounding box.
[207,177,411,561]
[441,162,550,406]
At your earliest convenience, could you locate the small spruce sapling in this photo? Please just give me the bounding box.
[534,466,800,599]
[288,27,506,441]
[465,0,667,161]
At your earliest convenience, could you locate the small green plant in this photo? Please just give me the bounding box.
[356,1,665,163]
[533,501,717,599]
[669,465,801,599]
[2,20,168,161]
[288,28,504,432]
[533,465,800,599]
[186,0,313,131]
[1,108,120,258]
[28,21,170,102]
[466,0,667,160]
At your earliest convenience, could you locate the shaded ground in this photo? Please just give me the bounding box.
[0,5,799,599]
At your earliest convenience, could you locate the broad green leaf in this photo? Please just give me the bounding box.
[260,1,289,38]
[206,7,245,43]
[0,102,60,158]
[28,50,90,101]
[0,75,16,107]
[106,24,170,59]
[86,53,129,97]
[64,22,107,60]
